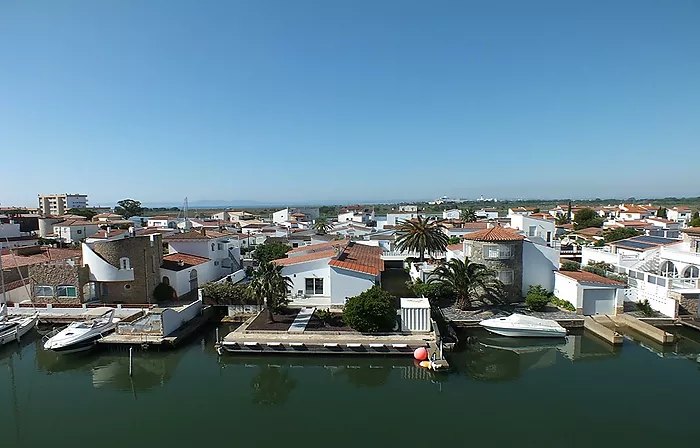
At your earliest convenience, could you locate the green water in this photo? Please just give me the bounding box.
[2,325,700,448]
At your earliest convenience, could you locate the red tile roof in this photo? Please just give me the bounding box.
[148,216,172,220]
[287,239,349,255]
[574,227,604,237]
[557,270,626,286]
[462,226,525,241]
[55,219,96,227]
[161,253,210,271]
[273,249,337,267]
[89,229,129,239]
[163,231,211,240]
[0,248,81,269]
[329,242,384,276]
[446,243,463,251]
[682,227,700,236]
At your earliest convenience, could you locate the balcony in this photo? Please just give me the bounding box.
[660,247,700,266]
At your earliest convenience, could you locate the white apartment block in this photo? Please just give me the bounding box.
[38,193,88,216]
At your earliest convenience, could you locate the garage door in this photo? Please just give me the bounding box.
[582,289,615,315]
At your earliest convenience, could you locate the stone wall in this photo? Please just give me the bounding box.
[91,235,163,304]
[677,294,699,316]
[467,240,524,302]
[28,262,88,304]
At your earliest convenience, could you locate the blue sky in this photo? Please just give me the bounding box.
[1,0,699,207]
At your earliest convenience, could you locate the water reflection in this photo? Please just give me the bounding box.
[450,332,621,381]
[35,345,184,392]
[622,326,700,362]
[251,366,297,404]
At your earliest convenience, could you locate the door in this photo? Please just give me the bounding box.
[582,289,615,315]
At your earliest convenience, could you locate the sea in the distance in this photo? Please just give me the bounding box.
[2,324,700,448]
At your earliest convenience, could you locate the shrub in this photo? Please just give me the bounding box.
[407,279,454,303]
[549,295,575,312]
[525,284,551,311]
[153,282,176,303]
[201,282,256,306]
[560,261,581,271]
[252,242,291,264]
[343,286,397,333]
[636,300,655,317]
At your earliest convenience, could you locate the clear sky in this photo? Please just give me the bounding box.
[1,0,699,207]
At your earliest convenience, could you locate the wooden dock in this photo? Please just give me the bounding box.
[609,314,674,345]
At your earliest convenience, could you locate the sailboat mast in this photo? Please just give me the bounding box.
[0,249,6,305]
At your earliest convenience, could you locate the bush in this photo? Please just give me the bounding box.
[252,242,291,264]
[636,300,655,317]
[525,284,551,311]
[549,295,575,312]
[343,286,397,333]
[407,279,454,303]
[201,282,257,306]
[560,261,580,271]
[153,282,176,303]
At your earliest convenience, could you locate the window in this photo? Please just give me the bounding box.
[56,285,77,298]
[684,266,699,278]
[35,285,53,297]
[211,243,215,251]
[305,278,324,295]
[660,261,678,278]
[484,244,513,259]
[464,244,472,257]
[498,270,514,285]
[528,226,537,237]
[119,257,131,270]
[217,243,223,250]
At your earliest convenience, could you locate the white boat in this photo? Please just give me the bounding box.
[0,313,40,345]
[478,313,567,338]
[44,309,120,354]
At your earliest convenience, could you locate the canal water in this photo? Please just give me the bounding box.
[2,325,700,447]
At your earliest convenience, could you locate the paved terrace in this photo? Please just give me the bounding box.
[440,303,584,328]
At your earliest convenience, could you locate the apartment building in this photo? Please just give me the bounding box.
[38,193,88,216]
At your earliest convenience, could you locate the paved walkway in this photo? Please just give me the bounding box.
[288,307,315,333]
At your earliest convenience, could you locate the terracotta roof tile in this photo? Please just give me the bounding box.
[682,227,700,236]
[162,253,210,271]
[328,242,383,276]
[462,226,525,241]
[287,239,349,255]
[273,249,337,266]
[0,248,81,269]
[446,243,463,251]
[163,231,211,240]
[557,270,626,286]
[574,227,604,237]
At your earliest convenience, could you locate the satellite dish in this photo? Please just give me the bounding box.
[561,237,571,246]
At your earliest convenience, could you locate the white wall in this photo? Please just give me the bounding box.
[162,260,218,297]
[4,284,31,303]
[522,241,559,296]
[55,224,99,243]
[161,299,202,336]
[553,274,582,309]
[442,209,461,220]
[82,243,135,282]
[273,208,289,224]
[280,258,332,299]
[330,267,376,305]
[510,215,555,243]
[0,223,22,238]
[168,240,213,259]
[387,213,417,226]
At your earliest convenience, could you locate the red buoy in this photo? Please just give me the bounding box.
[413,347,428,361]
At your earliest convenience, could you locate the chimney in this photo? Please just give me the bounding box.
[178,260,185,267]
[106,226,111,235]
[200,227,206,236]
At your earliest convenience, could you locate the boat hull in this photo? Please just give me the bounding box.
[480,326,566,338]
[44,325,116,354]
[0,315,39,345]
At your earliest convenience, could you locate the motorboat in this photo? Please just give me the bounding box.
[44,309,120,354]
[0,313,40,345]
[478,313,567,338]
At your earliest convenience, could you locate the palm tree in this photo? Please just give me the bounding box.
[394,216,449,262]
[313,220,334,235]
[248,262,293,322]
[428,258,503,310]
[462,208,477,223]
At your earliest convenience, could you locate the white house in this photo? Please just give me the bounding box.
[667,207,693,227]
[330,222,374,239]
[273,241,383,306]
[161,253,217,298]
[51,220,100,244]
[211,210,255,222]
[272,207,320,225]
[508,207,538,216]
[0,222,37,249]
[163,229,243,278]
[553,270,627,315]
[476,208,499,219]
[618,204,655,221]
[509,214,555,245]
[399,205,418,212]
[442,209,461,220]
[386,212,417,227]
[147,216,177,228]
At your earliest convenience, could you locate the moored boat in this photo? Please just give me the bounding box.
[43,309,120,354]
[0,313,40,345]
[479,313,567,338]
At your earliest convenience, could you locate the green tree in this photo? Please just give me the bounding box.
[428,258,504,310]
[447,236,461,245]
[153,282,176,303]
[555,214,570,226]
[603,227,642,243]
[342,286,396,333]
[248,262,292,322]
[573,208,604,230]
[462,208,477,223]
[253,242,291,264]
[394,216,449,262]
[560,260,581,271]
[689,212,700,227]
[114,199,143,219]
[66,208,96,220]
[313,220,334,235]
[656,207,667,219]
